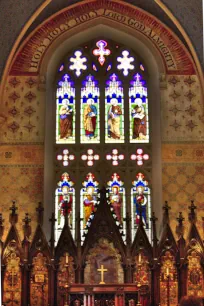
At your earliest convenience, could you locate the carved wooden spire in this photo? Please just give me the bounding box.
[162,201,170,225]
[176,212,185,239]
[0,213,3,262]
[36,202,44,226]
[22,213,31,240]
[125,212,131,246]
[188,200,197,223]
[49,212,56,256]
[176,212,185,259]
[150,212,158,258]
[99,186,107,203]
[0,213,4,243]
[9,200,18,224]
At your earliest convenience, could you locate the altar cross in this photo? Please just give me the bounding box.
[97,265,108,284]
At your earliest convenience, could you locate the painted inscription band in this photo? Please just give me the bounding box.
[10,1,195,75]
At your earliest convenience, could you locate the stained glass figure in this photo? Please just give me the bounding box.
[93,40,111,66]
[69,50,87,76]
[80,173,99,240]
[107,173,126,227]
[56,74,75,144]
[129,73,149,143]
[117,50,134,76]
[55,173,75,242]
[81,75,100,143]
[105,74,124,143]
[131,173,151,240]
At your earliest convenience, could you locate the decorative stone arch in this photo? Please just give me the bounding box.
[2,0,199,238]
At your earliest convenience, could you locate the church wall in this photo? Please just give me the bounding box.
[161,75,204,237]
[0,1,203,243]
[0,76,45,241]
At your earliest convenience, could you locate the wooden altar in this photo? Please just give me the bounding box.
[0,193,203,306]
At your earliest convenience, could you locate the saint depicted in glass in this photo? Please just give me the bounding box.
[131,173,151,240]
[105,74,124,143]
[107,173,125,224]
[129,73,149,143]
[81,75,100,143]
[56,74,75,144]
[55,173,75,242]
[80,173,99,241]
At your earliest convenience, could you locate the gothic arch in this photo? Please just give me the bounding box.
[0,0,201,240]
[42,22,163,237]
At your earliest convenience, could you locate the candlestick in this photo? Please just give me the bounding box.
[138,253,141,264]
[65,253,69,264]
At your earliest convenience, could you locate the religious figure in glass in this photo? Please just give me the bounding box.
[108,98,122,140]
[83,98,97,139]
[56,74,75,144]
[81,75,100,143]
[105,74,124,143]
[59,99,73,139]
[55,173,75,242]
[129,73,149,143]
[81,173,99,228]
[107,173,125,224]
[132,99,147,140]
[131,173,151,240]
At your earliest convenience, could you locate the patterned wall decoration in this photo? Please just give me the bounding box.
[162,143,204,237]
[0,76,45,143]
[161,75,204,142]
[0,165,43,241]
[187,251,204,297]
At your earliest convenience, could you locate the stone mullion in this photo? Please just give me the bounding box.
[75,80,82,241]
[123,79,132,237]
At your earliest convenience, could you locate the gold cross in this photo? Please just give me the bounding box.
[97,265,108,284]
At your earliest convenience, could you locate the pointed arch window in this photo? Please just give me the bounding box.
[55,173,75,242]
[54,38,152,244]
[80,173,99,242]
[131,173,151,241]
[107,173,126,241]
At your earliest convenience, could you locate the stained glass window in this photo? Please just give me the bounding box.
[105,74,124,143]
[55,173,75,242]
[81,75,100,143]
[117,50,134,76]
[131,173,151,241]
[80,173,99,242]
[55,39,152,245]
[56,74,75,144]
[129,74,149,143]
[107,173,126,241]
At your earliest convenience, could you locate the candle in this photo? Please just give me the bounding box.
[138,253,141,263]
[65,253,69,264]
[166,267,169,276]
